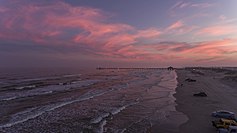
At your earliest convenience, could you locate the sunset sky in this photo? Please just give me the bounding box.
[0,0,237,68]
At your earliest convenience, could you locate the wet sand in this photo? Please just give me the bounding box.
[174,68,237,133]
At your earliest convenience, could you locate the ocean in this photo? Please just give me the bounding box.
[0,68,187,133]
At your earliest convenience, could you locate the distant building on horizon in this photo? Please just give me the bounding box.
[167,66,174,70]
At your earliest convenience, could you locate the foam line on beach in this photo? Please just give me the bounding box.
[2,83,131,128]
[12,74,82,83]
[0,83,130,129]
[90,101,139,133]
[0,74,82,87]
[97,120,107,133]
[0,80,99,101]
[15,85,36,90]
[90,99,139,125]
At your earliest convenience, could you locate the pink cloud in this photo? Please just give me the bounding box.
[0,1,163,60]
[136,28,161,39]
[106,34,136,46]
[166,20,197,34]
[95,45,160,61]
[151,39,237,61]
[167,21,184,30]
[198,25,237,36]
[185,39,237,62]
[115,38,237,62]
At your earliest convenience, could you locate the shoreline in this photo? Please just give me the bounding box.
[174,68,237,133]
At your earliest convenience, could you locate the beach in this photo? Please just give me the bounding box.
[0,68,236,133]
[175,68,237,133]
[1,0,236,132]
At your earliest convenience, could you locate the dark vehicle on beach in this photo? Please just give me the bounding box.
[185,78,196,82]
[193,92,207,97]
[212,118,237,129]
[217,126,237,133]
[212,110,235,119]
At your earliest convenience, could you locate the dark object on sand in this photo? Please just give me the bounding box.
[212,118,237,129]
[185,78,196,82]
[212,110,235,120]
[217,126,237,133]
[193,92,207,97]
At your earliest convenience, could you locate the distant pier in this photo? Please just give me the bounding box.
[96,67,173,70]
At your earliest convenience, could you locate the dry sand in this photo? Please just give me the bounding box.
[174,68,237,133]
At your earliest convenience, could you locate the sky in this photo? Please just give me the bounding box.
[0,0,237,68]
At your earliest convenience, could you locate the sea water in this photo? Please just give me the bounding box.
[0,68,187,133]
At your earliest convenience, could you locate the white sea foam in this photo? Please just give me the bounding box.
[111,84,127,91]
[15,85,36,90]
[11,74,81,83]
[110,101,139,115]
[114,128,127,133]
[0,80,99,101]
[111,106,126,115]
[91,101,139,125]
[0,88,113,128]
[62,74,81,78]
[70,80,81,84]
[90,101,139,133]
[2,96,17,101]
[98,120,107,133]
[91,113,110,124]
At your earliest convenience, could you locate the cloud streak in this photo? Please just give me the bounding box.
[171,1,214,9]
[151,39,237,61]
